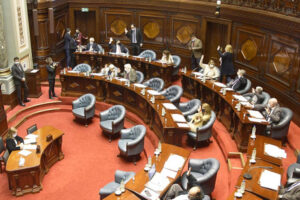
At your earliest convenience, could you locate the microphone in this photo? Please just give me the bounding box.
[243,166,273,180]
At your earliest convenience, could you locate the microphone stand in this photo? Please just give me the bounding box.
[243,166,273,180]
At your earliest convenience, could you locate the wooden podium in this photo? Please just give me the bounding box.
[0,83,8,137]
[25,69,42,98]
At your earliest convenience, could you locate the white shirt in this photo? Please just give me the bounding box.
[116,44,121,54]
[173,194,189,200]
[200,63,220,79]
[89,43,94,51]
[161,55,174,64]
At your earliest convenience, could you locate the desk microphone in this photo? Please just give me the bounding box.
[243,166,273,180]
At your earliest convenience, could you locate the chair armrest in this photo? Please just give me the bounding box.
[113,115,125,125]
[178,102,188,110]
[72,99,81,109]
[85,102,95,112]
[120,129,132,139]
[189,159,205,169]
[187,115,193,122]
[99,110,110,121]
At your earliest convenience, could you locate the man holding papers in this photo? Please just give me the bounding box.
[243,86,265,107]
[188,103,212,132]
[6,127,24,154]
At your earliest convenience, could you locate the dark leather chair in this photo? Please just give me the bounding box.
[244,91,270,108]
[99,170,135,199]
[160,85,183,106]
[73,63,92,72]
[27,124,37,135]
[287,153,300,186]
[100,105,126,142]
[138,50,156,60]
[236,79,251,95]
[178,99,201,118]
[118,125,146,164]
[0,137,9,173]
[97,44,105,53]
[181,158,220,195]
[72,93,96,126]
[135,71,144,83]
[187,111,216,150]
[143,77,165,92]
[172,55,181,76]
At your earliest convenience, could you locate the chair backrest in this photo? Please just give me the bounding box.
[0,137,5,154]
[278,107,293,126]
[78,93,96,107]
[162,85,183,102]
[73,63,92,72]
[172,55,181,68]
[138,50,156,60]
[27,124,37,135]
[97,44,104,53]
[124,47,129,54]
[261,92,270,106]
[131,125,146,140]
[108,105,126,120]
[143,78,165,91]
[114,170,136,184]
[237,79,251,94]
[179,99,201,114]
[135,71,144,84]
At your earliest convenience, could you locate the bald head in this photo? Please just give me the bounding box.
[268,98,278,108]
[188,186,204,200]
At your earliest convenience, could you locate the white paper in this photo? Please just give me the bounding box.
[134,83,147,88]
[161,168,177,179]
[23,144,37,150]
[145,172,170,192]
[141,188,160,200]
[118,78,128,82]
[171,114,186,123]
[147,90,161,96]
[259,170,281,191]
[67,70,79,73]
[248,110,264,119]
[264,144,287,159]
[31,69,38,73]
[248,117,267,123]
[177,123,190,128]
[91,73,105,76]
[240,101,253,107]
[232,94,248,102]
[214,82,227,88]
[164,154,185,172]
[25,134,38,139]
[19,157,25,167]
[224,87,234,91]
[18,150,32,157]
[162,103,177,110]
[191,72,202,76]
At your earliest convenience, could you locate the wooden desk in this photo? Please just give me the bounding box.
[6,126,64,196]
[60,72,189,146]
[25,69,42,98]
[74,52,174,87]
[104,143,191,200]
[181,71,268,152]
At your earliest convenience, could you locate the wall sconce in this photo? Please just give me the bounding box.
[215,0,221,16]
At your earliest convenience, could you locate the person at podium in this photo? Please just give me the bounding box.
[188,103,212,132]
[160,50,174,65]
[6,127,24,154]
[85,37,99,52]
[108,37,128,54]
[199,55,220,80]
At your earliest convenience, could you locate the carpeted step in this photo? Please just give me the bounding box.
[4,105,11,113]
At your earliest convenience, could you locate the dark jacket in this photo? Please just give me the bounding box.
[243,92,264,105]
[47,64,56,80]
[64,32,72,50]
[11,63,25,86]
[85,43,99,52]
[109,43,128,54]
[218,50,235,75]
[6,136,24,154]
[229,76,247,91]
[126,28,143,44]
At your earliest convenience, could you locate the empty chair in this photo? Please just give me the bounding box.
[143,77,164,92]
[236,79,251,95]
[100,105,126,142]
[97,44,105,53]
[181,158,220,195]
[178,99,201,118]
[72,93,96,126]
[187,111,216,150]
[27,124,37,135]
[73,63,92,73]
[99,170,135,200]
[172,55,181,76]
[138,50,156,60]
[135,71,144,83]
[160,85,183,106]
[287,153,300,186]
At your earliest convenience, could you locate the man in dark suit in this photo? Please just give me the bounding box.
[227,69,247,91]
[85,37,99,52]
[64,28,72,68]
[125,24,143,55]
[188,34,203,70]
[108,37,128,54]
[243,86,264,106]
[11,57,30,106]
[46,57,57,99]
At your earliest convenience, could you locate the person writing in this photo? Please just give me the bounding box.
[46,57,57,99]
[160,50,174,65]
[108,37,128,54]
[199,55,220,80]
[217,44,235,83]
[188,103,212,132]
[6,127,24,154]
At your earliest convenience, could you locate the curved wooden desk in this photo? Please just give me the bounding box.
[6,126,64,196]
[74,52,174,87]
[60,72,189,146]
[181,71,269,152]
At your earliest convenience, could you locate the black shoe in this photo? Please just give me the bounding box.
[53,95,57,97]
[19,103,25,106]
[24,99,30,103]
[49,97,54,99]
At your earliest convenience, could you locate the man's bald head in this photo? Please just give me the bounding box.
[188,186,204,200]
[268,98,278,108]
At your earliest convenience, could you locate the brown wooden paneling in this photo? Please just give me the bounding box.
[74,11,96,41]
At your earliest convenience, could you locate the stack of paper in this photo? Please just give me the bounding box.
[161,168,177,179]
[264,144,287,159]
[67,70,79,73]
[147,90,161,96]
[134,83,147,88]
[259,170,281,190]
[232,94,248,102]
[31,69,38,73]
[118,78,128,82]
[91,73,105,77]
[240,101,253,107]
[191,72,202,76]
[145,172,170,192]
[214,82,227,88]
[164,154,185,172]
[140,188,160,200]
[18,150,32,157]
[171,114,186,123]
[248,110,264,119]
[248,117,267,123]
[25,134,38,139]
[24,138,36,144]
[177,123,189,128]
[162,103,177,110]
[23,144,37,150]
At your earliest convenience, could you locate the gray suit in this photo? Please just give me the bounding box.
[244,92,264,105]
[11,63,28,104]
[122,69,137,83]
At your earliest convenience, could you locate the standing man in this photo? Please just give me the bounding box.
[108,37,128,54]
[125,24,143,55]
[64,28,72,68]
[188,34,202,70]
[11,57,30,106]
[74,28,87,46]
[46,57,57,99]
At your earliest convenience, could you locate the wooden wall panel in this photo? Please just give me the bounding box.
[139,13,165,44]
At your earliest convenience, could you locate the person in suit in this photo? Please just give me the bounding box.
[107,64,119,78]
[199,55,220,80]
[227,69,247,91]
[125,24,143,55]
[85,37,99,52]
[243,86,264,107]
[64,28,72,68]
[217,44,235,83]
[108,37,128,54]
[11,57,30,106]
[46,57,57,99]
[188,103,212,132]
[160,50,174,65]
[188,34,202,70]
[278,180,300,200]
[74,28,87,46]
[119,63,137,83]
[262,98,281,133]
[6,127,24,154]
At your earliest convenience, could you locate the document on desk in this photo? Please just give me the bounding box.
[140,188,160,200]
[171,114,186,123]
[264,144,287,159]
[162,103,177,110]
[145,172,170,192]
[31,69,38,73]
[91,73,105,77]
[191,72,202,76]
[18,150,32,157]
[240,101,252,107]
[147,90,161,96]
[161,167,177,179]
[24,138,36,144]
[177,123,190,128]
[134,83,147,88]
[232,94,248,102]
[248,117,267,123]
[164,154,185,172]
[248,110,264,119]
[25,134,38,139]
[23,144,37,150]
[259,170,281,191]
[214,82,227,88]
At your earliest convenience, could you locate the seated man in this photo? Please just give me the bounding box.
[188,103,211,133]
[262,98,281,132]
[119,63,136,83]
[108,37,128,54]
[278,180,300,200]
[199,55,220,80]
[85,37,99,52]
[227,69,247,91]
[6,127,24,154]
[243,86,264,107]
[161,50,174,65]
